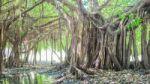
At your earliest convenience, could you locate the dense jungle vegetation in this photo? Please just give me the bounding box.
[0,0,150,83]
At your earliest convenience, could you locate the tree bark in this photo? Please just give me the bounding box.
[0,23,5,74]
[0,49,4,74]
[141,23,149,69]
[147,31,150,65]
[132,30,140,68]
[126,31,132,68]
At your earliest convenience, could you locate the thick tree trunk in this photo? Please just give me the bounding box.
[0,24,5,74]
[122,26,126,68]
[0,29,3,73]
[126,32,132,68]
[0,50,4,74]
[110,35,121,70]
[148,32,150,65]
[0,1,3,74]
[141,23,149,69]
[132,30,140,68]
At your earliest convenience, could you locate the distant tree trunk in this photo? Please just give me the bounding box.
[33,47,37,65]
[13,30,22,67]
[0,49,4,74]
[13,42,20,67]
[0,29,3,73]
[0,24,6,73]
[0,0,3,73]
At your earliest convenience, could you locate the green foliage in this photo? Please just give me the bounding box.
[36,74,42,84]
[23,77,29,84]
[127,15,142,30]
[0,74,53,84]
[1,0,145,53]
[101,0,137,18]
[135,25,142,53]
[36,74,52,84]
[2,79,9,84]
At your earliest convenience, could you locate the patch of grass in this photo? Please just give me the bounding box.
[2,79,9,84]
[36,74,53,84]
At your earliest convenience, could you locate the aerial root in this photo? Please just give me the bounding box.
[52,74,72,84]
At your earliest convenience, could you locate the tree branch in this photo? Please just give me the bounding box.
[6,0,45,29]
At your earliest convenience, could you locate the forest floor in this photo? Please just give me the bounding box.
[0,64,150,84]
[51,65,150,84]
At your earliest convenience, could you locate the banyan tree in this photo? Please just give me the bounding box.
[0,0,150,76]
[48,0,150,75]
[48,0,150,74]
